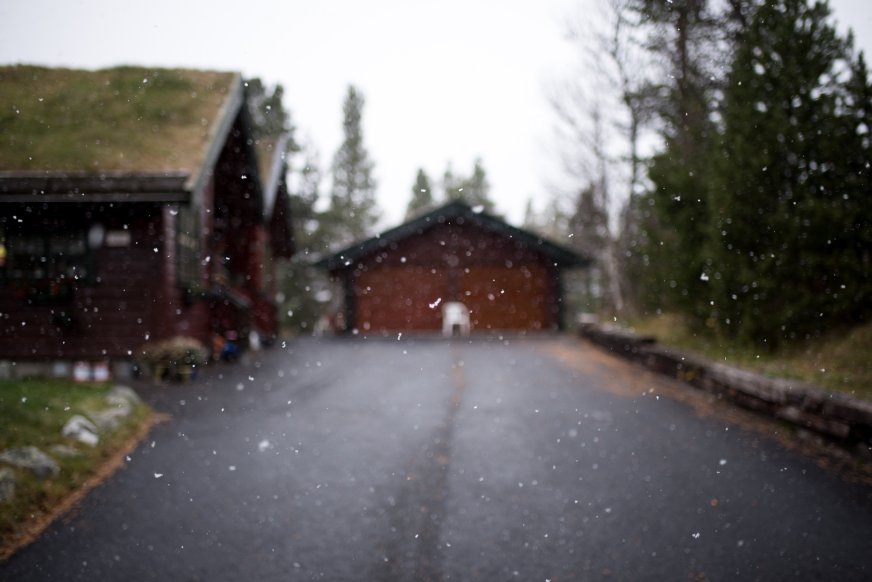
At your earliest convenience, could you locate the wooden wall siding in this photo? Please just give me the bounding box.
[171,175,214,343]
[213,114,264,292]
[245,224,267,292]
[251,292,277,339]
[357,222,550,269]
[156,205,178,341]
[345,221,560,333]
[209,297,251,340]
[268,180,294,259]
[0,205,168,359]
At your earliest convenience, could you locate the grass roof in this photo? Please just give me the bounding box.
[0,65,238,174]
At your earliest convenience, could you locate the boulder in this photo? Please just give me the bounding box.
[0,446,60,479]
[89,407,129,431]
[106,385,141,407]
[63,415,100,446]
[0,467,14,502]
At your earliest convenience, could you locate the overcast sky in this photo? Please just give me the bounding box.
[1,0,870,228]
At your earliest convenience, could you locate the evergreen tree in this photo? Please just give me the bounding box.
[246,78,292,141]
[406,168,434,218]
[292,147,328,254]
[324,85,379,247]
[631,0,720,319]
[282,146,331,332]
[840,51,872,321]
[442,164,463,201]
[522,198,539,232]
[568,184,611,311]
[461,158,494,211]
[441,158,496,211]
[709,0,861,344]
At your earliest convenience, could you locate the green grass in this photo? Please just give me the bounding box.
[0,379,151,545]
[0,65,236,173]
[625,314,872,401]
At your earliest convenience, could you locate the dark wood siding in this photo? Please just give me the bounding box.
[0,204,169,359]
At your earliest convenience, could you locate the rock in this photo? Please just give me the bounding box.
[104,397,132,416]
[0,468,14,502]
[88,385,140,432]
[0,446,60,479]
[63,415,100,446]
[106,385,141,407]
[49,444,81,457]
[89,407,129,431]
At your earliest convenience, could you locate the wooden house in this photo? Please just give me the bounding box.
[0,66,294,375]
[317,201,588,335]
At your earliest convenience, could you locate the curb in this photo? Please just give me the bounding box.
[578,323,872,458]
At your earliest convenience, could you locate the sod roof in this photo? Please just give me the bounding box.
[0,65,239,175]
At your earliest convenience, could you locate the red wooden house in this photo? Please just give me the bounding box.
[0,66,294,376]
[317,201,588,335]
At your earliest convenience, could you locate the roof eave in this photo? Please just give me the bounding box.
[0,170,190,203]
[262,132,292,218]
[185,73,245,205]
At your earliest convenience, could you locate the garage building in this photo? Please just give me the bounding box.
[317,201,588,335]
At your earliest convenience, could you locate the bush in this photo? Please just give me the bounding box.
[138,336,207,381]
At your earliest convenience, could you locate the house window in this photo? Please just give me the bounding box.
[0,227,91,304]
[176,206,202,288]
[1,228,90,282]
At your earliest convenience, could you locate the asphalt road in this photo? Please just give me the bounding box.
[2,336,871,581]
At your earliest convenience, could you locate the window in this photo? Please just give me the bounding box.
[176,206,202,289]
[1,227,91,304]
[1,228,90,282]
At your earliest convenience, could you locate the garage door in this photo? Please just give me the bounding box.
[355,266,445,332]
[460,265,551,331]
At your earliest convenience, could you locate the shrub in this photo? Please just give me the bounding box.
[138,336,207,381]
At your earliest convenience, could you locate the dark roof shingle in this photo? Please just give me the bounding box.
[317,201,590,270]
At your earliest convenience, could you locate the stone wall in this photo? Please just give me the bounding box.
[578,323,872,458]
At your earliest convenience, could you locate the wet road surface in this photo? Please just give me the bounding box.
[2,336,871,581]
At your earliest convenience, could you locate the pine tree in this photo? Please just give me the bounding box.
[324,85,379,247]
[442,164,463,202]
[632,0,720,319]
[282,146,330,332]
[522,198,539,231]
[406,168,434,219]
[246,78,292,141]
[441,158,496,211]
[839,51,872,322]
[709,0,857,344]
[461,158,495,211]
[292,147,327,254]
[568,184,613,312]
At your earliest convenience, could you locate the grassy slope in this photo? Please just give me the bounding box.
[0,379,151,543]
[626,315,872,401]
[0,65,235,173]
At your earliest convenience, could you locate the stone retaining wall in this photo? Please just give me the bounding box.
[578,323,872,457]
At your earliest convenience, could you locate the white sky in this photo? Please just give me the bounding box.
[1,0,870,228]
